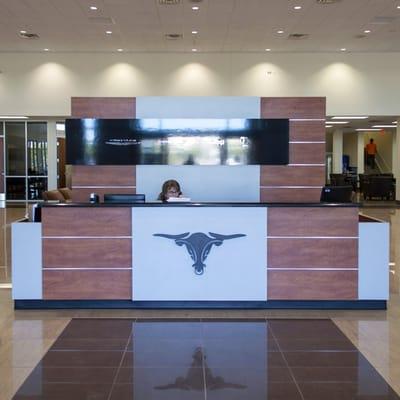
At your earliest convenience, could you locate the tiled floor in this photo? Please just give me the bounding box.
[1,205,400,399]
[11,318,400,400]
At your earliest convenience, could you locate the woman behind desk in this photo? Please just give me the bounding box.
[158,179,182,202]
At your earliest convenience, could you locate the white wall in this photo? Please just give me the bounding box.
[1,52,400,116]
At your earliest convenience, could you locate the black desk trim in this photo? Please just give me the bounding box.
[14,300,386,310]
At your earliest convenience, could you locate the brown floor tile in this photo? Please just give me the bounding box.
[284,351,361,368]
[51,338,130,351]
[41,350,124,368]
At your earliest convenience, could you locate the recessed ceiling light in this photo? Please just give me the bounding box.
[43,48,49,51]
[20,30,27,34]
[326,121,349,124]
[192,6,199,10]
[277,30,284,34]
[294,6,302,10]
[90,6,98,10]
[364,30,371,33]
[332,116,368,120]
[117,48,123,52]
[192,30,198,34]
[392,121,398,124]
[356,128,381,131]
[340,48,347,51]
[106,31,112,35]
[397,5,400,9]
[192,48,197,52]
[265,48,271,51]
[372,125,397,128]
[325,125,333,128]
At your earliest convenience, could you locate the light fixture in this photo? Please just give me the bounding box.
[392,121,398,124]
[191,30,198,34]
[265,48,271,51]
[90,6,98,10]
[192,6,199,10]
[117,48,123,52]
[277,30,284,34]
[397,5,400,9]
[106,31,112,35]
[43,48,49,51]
[294,6,302,10]
[0,116,28,119]
[325,125,333,128]
[356,128,381,131]
[340,48,347,51]
[192,48,197,52]
[325,121,349,124]
[332,116,368,120]
[20,30,27,34]
[364,30,371,33]
[372,125,397,128]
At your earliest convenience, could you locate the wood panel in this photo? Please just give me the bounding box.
[289,143,326,164]
[42,207,131,237]
[260,97,326,119]
[289,120,326,142]
[43,238,132,268]
[268,207,359,237]
[268,238,358,268]
[0,137,3,193]
[71,97,136,118]
[260,188,322,203]
[43,270,132,299]
[71,187,136,203]
[267,270,358,300]
[71,165,136,187]
[260,166,325,187]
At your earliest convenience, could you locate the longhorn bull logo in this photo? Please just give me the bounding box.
[153,232,246,275]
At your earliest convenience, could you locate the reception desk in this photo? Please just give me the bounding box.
[12,203,389,309]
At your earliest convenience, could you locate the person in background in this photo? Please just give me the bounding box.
[365,138,377,168]
[158,179,182,201]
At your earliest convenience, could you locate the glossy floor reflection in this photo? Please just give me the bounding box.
[11,319,400,400]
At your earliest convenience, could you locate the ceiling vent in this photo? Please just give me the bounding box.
[288,33,309,40]
[371,16,398,25]
[159,0,180,4]
[316,0,341,4]
[164,33,183,40]
[189,0,203,3]
[19,32,40,39]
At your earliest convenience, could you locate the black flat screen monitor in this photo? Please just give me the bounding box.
[320,186,353,203]
[104,193,145,204]
[66,118,289,166]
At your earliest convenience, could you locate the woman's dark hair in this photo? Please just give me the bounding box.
[158,179,182,201]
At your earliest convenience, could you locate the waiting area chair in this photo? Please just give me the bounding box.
[320,185,354,203]
[362,176,395,200]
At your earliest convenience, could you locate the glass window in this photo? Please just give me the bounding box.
[6,177,26,200]
[27,122,47,176]
[5,122,25,176]
[28,177,47,200]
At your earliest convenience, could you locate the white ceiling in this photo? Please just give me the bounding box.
[0,0,400,53]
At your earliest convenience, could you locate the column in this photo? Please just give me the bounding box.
[332,129,343,173]
[394,119,400,201]
[357,132,365,175]
[47,121,58,190]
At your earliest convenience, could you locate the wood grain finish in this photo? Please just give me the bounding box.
[260,188,322,203]
[268,207,359,237]
[290,120,326,142]
[43,238,132,268]
[289,143,326,164]
[71,187,136,203]
[71,165,136,186]
[267,270,358,300]
[71,97,136,118]
[260,97,326,119]
[57,138,66,189]
[43,270,132,299]
[268,238,358,268]
[42,208,131,237]
[260,166,325,186]
[0,137,3,193]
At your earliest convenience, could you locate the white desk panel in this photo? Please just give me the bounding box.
[132,207,267,301]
